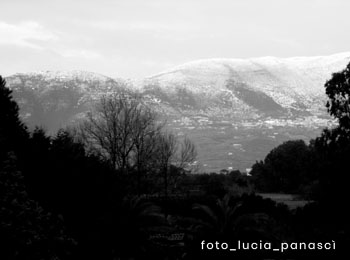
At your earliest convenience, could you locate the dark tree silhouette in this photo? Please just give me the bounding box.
[0,153,75,259]
[325,62,350,133]
[0,75,77,259]
[308,62,350,202]
[251,140,311,193]
[79,93,197,195]
[0,76,28,162]
[79,93,163,173]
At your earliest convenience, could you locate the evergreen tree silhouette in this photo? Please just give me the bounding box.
[0,76,29,163]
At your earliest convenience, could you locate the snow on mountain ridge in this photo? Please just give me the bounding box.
[12,70,115,82]
[140,52,350,115]
[150,52,350,78]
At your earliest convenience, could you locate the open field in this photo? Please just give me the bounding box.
[258,193,311,210]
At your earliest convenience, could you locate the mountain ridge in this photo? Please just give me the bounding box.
[4,52,350,171]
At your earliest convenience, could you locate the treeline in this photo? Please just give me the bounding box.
[251,134,349,200]
[1,77,78,259]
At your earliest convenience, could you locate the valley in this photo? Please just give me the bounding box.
[167,115,332,172]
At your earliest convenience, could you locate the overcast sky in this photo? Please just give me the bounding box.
[0,0,349,78]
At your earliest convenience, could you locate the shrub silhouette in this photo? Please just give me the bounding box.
[192,194,285,242]
[107,196,167,259]
[0,153,75,259]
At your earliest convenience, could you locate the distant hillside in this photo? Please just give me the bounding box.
[6,71,128,132]
[5,53,350,171]
[141,52,350,118]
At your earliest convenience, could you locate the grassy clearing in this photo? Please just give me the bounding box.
[257,193,311,210]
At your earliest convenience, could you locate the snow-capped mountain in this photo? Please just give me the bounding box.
[4,52,350,172]
[142,52,350,118]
